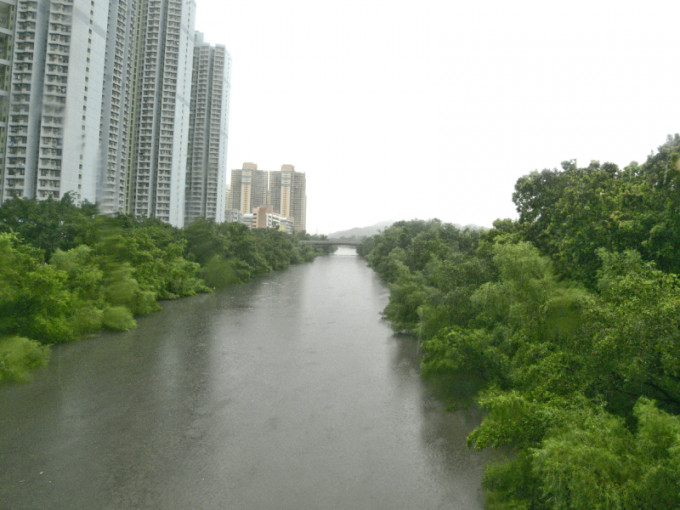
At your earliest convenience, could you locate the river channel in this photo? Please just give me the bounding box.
[0,248,491,509]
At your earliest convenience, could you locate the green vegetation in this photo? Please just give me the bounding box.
[0,336,49,383]
[359,134,680,508]
[0,197,328,383]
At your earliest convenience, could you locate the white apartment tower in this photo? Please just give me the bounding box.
[0,0,225,230]
[97,0,197,227]
[185,31,230,224]
[0,1,14,193]
[1,0,109,204]
[97,0,139,214]
[98,0,196,227]
[129,0,195,226]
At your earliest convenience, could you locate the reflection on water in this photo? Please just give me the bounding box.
[0,248,491,509]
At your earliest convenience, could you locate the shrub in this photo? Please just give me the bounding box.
[0,336,50,383]
[102,306,136,331]
[72,306,104,336]
[202,255,244,288]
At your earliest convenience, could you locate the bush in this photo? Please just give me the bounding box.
[133,290,160,315]
[202,255,244,288]
[72,306,104,335]
[102,306,137,331]
[0,336,50,383]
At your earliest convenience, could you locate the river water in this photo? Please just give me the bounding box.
[0,248,491,509]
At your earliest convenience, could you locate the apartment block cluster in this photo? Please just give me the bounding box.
[227,162,306,234]
[0,0,231,228]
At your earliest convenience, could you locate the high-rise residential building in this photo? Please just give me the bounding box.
[98,0,198,227]
[290,169,306,232]
[268,169,280,211]
[185,31,230,224]
[0,0,232,230]
[270,164,306,233]
[225,174,238,210]
[228,162,307,233]
[97,0,140,214]
[128,0,195,227]
[0,0,109,204]
[229,162,268,216]
[0,1,14,195]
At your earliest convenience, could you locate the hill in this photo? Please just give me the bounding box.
[327,221,394,240]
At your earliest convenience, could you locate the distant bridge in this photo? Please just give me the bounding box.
[303,239,362,247]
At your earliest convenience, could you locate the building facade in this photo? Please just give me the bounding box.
[185,31,230,224]
[269,164,306,233]
[228,162,307,233]
[1,0,109,204]
[128,0,195,226]
[247,204,293,233]
[290,169,306,233]
[97,0,198,227]
[228,161,268,217]
[0,0,232,230]
[0,1,14,197]
[97,0,139,214]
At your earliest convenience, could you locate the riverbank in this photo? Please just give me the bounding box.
[0,197,330,384]
[358,209,680,505]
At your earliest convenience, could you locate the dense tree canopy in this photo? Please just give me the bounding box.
[360,135,680,508]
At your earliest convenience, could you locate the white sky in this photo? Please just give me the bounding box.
[196,0,680,234]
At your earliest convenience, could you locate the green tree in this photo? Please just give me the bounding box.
[0,233,78,343]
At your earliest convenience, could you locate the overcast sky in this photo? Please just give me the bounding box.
[195,0,680,234]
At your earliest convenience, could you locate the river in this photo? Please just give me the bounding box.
[0,247,491,509]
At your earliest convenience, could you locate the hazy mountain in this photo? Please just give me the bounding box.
[327,221,395,240]
[328,219,485,240]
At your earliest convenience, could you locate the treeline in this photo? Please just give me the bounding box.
[0,196,328,383]
[359,134,680,509]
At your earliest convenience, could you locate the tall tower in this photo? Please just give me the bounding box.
[185,31,231,224]
[97,0,140,214]
[96,0,197,227]
[278,164,293,220]
[291,169,306,232]
[0,0,226,231]
[268,169,281,212]
[273,164,306,233]
[239,163,307,233]
[128,0,195,227]
[0,0,109,204]
[229,162,268,215]
[0,1,14,198]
